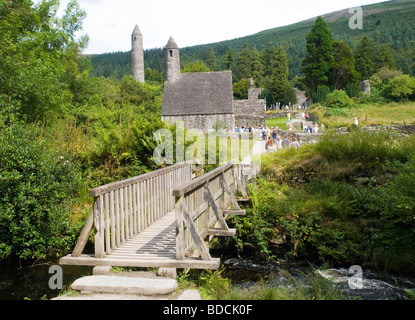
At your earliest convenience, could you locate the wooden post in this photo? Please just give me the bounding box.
[175,195,185,260]
[94,195,105,258]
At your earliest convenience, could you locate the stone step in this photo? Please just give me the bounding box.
[70,275,178,296]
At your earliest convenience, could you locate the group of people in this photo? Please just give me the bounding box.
[302,123,320,133]
[265,127,301,152]
[265,135,301,152]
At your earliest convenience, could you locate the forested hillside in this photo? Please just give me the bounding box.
[90,0,415,81]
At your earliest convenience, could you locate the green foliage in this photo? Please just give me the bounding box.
[311,85,331,103]
[323,90,355,109]
[354,36,376,81]
[381,74,415,102]
[0,1,169,263]
[182,60,211,73]
[0,122,81,260]
[236,130,415,272]
[0,0,87,123]
[233,78,250,100]
[332,40,360,91]
[177,267,347,300]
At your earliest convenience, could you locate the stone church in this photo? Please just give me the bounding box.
[131,26,265,132]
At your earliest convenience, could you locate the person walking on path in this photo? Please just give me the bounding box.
[265,136,276,152]
[290,137,301,149]
[276,136,283,150]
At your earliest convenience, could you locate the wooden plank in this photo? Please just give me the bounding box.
[182,202,211,261]
[204,186,229,231]
[207,228,236,237]
[72,210,94,257]
[223,209,246,216]
[59,254,221,270]
[236,197,251,202]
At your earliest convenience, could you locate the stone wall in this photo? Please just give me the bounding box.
[162,114,235,132]
[265,111,298,119]
[338,124,415,135]
[273,129,321,145]
[234,99,266,127]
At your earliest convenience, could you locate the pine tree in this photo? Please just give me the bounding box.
[250,46,264,86]
[207,48,218,71]
[354,36,376,80]
[222,48,236,73]
[302,16,334,94]
[235,43,252,81]
[374,43,396,71]
[332,40,360,91]
[261,44,296,105]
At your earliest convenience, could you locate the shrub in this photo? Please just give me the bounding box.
[381,74,415,102]
[312,85,331,103]
[323,90,355,109]
[0,123,81,260]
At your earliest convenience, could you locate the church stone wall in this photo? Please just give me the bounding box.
[234,99,266,128]
[162,114,235,132]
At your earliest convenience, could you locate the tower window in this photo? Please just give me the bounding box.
[134,36,136,41]
[169,50,173,57]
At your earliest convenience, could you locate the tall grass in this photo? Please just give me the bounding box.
[177,268,348,300]
[316,128,415,163]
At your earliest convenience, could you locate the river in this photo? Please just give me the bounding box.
[1,256,414,300]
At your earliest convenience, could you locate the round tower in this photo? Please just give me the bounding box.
[131,25,145,83]
[164,37,180,83]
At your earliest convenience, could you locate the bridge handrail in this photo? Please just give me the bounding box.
[72,161,193,258]
[172,161,246,261]
[172,161,234,197]
[89,161,192,197]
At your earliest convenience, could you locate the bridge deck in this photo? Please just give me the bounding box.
[60,211,220,269]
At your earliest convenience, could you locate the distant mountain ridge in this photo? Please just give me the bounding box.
[89,0,415,79]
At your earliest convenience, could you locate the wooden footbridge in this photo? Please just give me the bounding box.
[60,161,254,270]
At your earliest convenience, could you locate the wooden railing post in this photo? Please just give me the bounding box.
[94,195,105,258]
[175,195,185,260]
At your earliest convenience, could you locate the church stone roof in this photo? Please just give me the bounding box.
[162,71,234,116]
[132,25,142,36]
[165,37,179,49]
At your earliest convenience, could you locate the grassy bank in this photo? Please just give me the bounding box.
[310,101,415,128]
[177,268,348,300]
[228,129,415,273]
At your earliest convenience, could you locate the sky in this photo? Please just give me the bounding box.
[51,0,390,54]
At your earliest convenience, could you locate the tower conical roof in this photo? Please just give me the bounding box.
[165,37,179,49]
[132,25,142,36]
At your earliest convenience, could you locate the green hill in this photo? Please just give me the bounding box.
[89,0,415,79]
